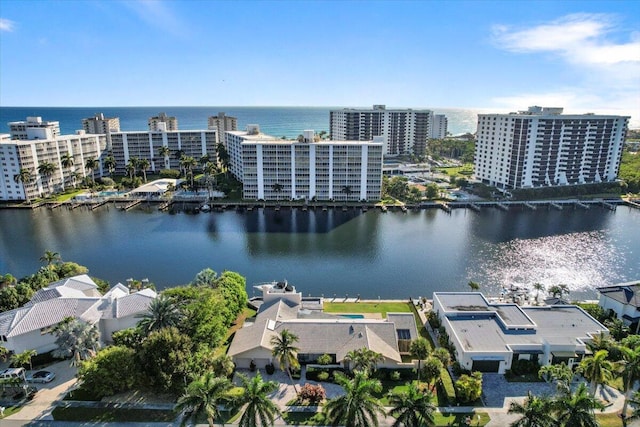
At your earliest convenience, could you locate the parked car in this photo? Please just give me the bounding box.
[26,370,56,383]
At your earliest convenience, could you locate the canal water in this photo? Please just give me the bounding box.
[2,205,639,299]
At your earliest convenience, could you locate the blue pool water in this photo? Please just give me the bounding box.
[340,314,365,319]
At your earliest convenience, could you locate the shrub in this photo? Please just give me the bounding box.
[317,353,333,365]
[455,372,482,404]
[77,346,138,399]
[159,169,181,179]
[297,383,326,404]
[265,363,275,375]
[390,371,401,381]
[317,371,329,382]
[427,311,441,329]
[439,367,456,404]
[509,359,540,376]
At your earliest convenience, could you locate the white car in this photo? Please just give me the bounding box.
[26,370,56,383]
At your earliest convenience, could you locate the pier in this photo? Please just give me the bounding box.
[122,200,143,211]
[574,201,590,210]
[90,200,109,210]
[550,202,563,210]
[524,202,537,211]
[600,200,617,211]
[438,202,452,214]
[496,203,509,211]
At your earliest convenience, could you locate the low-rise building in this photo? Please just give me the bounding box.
[228,282,417,369]
[597,281,640,333]
[226,126,383,201]
[0,275,156,355]
[433,292,607,373]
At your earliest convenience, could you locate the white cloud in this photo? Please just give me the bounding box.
[491,14,640,127]
[121,0,188,38]
[492,13,640,66]
[0,18,16,32]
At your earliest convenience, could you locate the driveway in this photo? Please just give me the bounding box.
[481,373,556,408]
[4,360,78,421]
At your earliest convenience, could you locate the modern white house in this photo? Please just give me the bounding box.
[433,292,608,374]
[0,275,156,355]
[598,281,640,333]
[228,282,417,370]
[475,106,629,190]
[225,126,383,201]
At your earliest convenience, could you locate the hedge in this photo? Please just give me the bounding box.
[439,367,456,404]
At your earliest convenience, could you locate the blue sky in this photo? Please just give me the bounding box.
[0,0,638,122]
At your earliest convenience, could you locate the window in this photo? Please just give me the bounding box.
[397,329,411,340]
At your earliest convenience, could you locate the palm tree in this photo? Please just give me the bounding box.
[40,250,61,266]
[271,183,283,200]
[10,349,37,371]
[388,382,436,427]
[548,284,569,299]
[136,295,182,334]
[0,345,9,362]
[507,391,556,427]
[533,283,545,304]
[126,157,137,180]
[618,340,640,426]
[344,348,384,375]
[410,337,430,381]
[422,357,443,392]
[235,372,280,427]
[323,371,385,427]
[554,382,604,427]
[216,143,230,174]
[85,157,99,184]
[539,362,574,393]
[52,319,100,365]
[13,168,32,202]
[468,281,480,291]
[158,146,171,169]
[270,329,300,393]
[180,156,197,188]
[341,185,353,198]
[432,347,451,367]
[579,349,616,396]
[37,161,55,194]
[60,152,74,187]
[103,155,117,176]
[175,372,233,427]
[137,158,150,182]
[211,354,235,378]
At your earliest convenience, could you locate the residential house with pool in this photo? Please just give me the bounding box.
[433,292,608,374]
[228,281,418,370]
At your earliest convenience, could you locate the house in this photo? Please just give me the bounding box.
[598,281,640,333]
[228,281,417,370]
[433,292,608,374]
[0,275,156,355]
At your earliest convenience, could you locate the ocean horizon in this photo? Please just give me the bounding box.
[1,106,496,138]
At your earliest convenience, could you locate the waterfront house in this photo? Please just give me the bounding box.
[433,292,608,374]
[0,275,156,355]
[228,281,417,370]
[597,281,640,333]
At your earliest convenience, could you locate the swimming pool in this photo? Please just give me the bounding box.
[340,314,365,319]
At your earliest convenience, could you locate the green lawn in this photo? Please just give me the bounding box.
[0,405,22,419]
[53,189,85,202]
[51,406,176,422]
[323,301,412,317]
[596,413,624,427]
[436,164,474,178]
[434,411,490,426]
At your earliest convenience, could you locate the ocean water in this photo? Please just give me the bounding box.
[0,106,483,138]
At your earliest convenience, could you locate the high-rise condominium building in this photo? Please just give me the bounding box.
[8,116,61,140]
[82,113,121,134]
[148,112,178,132]
[431,114,448,139]
[475,106,629,190]
[226,126,383,201]
[109,129,217,175]
[0,128,106,201]
[208,112,238,144]
[330,105,432,156]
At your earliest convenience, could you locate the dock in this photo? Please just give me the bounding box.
[400,205,408,213]
[600,200,617,211]
[122,200,143,211]
[379,205,388,213]
[574,201,590,210]
[90,200,109,210]
[496,203,509,211]
[158,200,172,211]
[550,202,563,211]
[524,202,537,211]
[438,202,452,214]
[467,203,481,212]
[625,199,640,210]
[47,201,65,210]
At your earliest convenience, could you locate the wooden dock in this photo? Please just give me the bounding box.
[90,200,109,210]
[550,202,563,210]
[122,200,143,211]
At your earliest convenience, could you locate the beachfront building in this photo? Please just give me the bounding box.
[597,281,640,333]
[431,114,448,139]
[0,127,107,201]
[0,274,157,355]
[148,112,178,132]
[330,105,433,156]
[225,126,383,201]
[82,113,120,149]
[432,292,608,373]
[208,112,238,144]
[109,129,217,175]
[8,116,61,140]
[475,106,629,190]
[228,281,417,369]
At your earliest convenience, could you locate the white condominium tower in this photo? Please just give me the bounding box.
[330,105,433,156]
[226,126,383,201]
[82,113,121,149]
[8,116,61,140]
[0,125,106,201]
[109,129,217,175]
[431,114,448,139]
[208,112,238,144]
[475,106,629,190]
[148,112,178,132]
